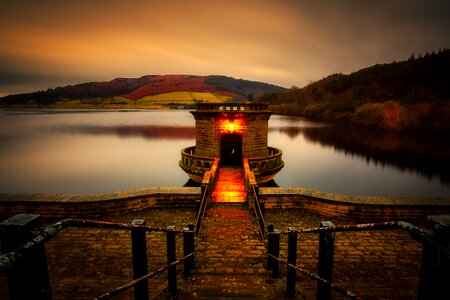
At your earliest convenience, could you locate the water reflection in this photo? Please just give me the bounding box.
[54,125,195,140]
[1,110,449,196]
[273,124,450,184]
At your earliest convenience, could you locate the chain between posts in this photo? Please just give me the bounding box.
[268,220,450,258]
[267,254,363,300]
[95,252,195,300]
[1,216,196,300]
[268,218,450,299]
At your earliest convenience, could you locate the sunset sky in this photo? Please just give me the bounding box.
[1,0,449,96]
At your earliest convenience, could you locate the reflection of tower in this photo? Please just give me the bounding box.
[180,103,284,184]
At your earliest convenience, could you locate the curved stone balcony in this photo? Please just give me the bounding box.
[247,147,284,184]
[180,146,284,184]
[179,146,217,183]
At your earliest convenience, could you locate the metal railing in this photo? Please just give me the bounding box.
[243,158,266,241]
[267,218,450,299]
[0,215,195,300]
[194,158,220,236]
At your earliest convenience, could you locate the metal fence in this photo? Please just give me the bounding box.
[267,218,450,299]
[0,215,195,300]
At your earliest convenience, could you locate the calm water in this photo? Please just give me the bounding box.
[0,109,449,197]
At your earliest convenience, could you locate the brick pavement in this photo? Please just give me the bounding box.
[0,206,425,300]
[0,169,426,299]
[264,210,423,300]
[177,203,285,298]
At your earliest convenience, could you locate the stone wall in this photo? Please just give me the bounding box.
[0,187,200,219]
[243,114,270,157]
[192,110,271,159]
[260,187,450,222]
[195,117,219,157]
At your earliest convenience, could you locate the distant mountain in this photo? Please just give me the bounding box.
[263,49,450,131]
[0,75,286,106]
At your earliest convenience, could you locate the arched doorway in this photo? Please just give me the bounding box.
[221,134,242,166]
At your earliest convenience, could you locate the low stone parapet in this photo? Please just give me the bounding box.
[260,187,450,222]
[0,187,201,219]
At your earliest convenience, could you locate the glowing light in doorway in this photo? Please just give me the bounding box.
[217,117,246,134]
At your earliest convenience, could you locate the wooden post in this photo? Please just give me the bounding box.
[183,224,195,278]
[316,221,335,300]
[166,226,177,294]
[272,229,280,278]
[131,219,148,300]
[266,224,274,270]
[188,223,195,270]
[0,214,52,300]
[286,227,298,297]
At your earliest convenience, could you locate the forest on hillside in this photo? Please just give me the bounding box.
[261,49,450,131]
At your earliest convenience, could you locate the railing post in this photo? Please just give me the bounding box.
[287,227,298,297]
[188,223,195,269]
[166,226,177,294]
[131,219,148,300]
[418,215,450,300]
[316,221,335,300]
[272,229,280,278]
[195,199,201,218]
[0,214,52,300]
[267,224,274,270]
[183,224,195,278]
[260,200,265,218]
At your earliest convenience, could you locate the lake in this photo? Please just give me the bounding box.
[0,109,449,197]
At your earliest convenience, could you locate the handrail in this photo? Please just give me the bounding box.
[243,158,266,240]
[96,252,195,300]
[194,158,220,236]
[194,184,209,236]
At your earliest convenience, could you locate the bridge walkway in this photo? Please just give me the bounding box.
[175,167,288,298]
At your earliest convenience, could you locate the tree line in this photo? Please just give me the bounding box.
[261,49,450,131]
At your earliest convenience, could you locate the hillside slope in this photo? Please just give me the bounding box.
[0,75,285,106]
[263,49,450,130]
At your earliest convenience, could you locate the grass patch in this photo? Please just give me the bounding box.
[138,91,231,104]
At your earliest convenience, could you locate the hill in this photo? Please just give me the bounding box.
[0,75,285,107]
[262,49,450,131]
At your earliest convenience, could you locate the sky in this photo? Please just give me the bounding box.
[1,0,449,96]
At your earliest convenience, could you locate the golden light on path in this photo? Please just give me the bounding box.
[211,167,246,203]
